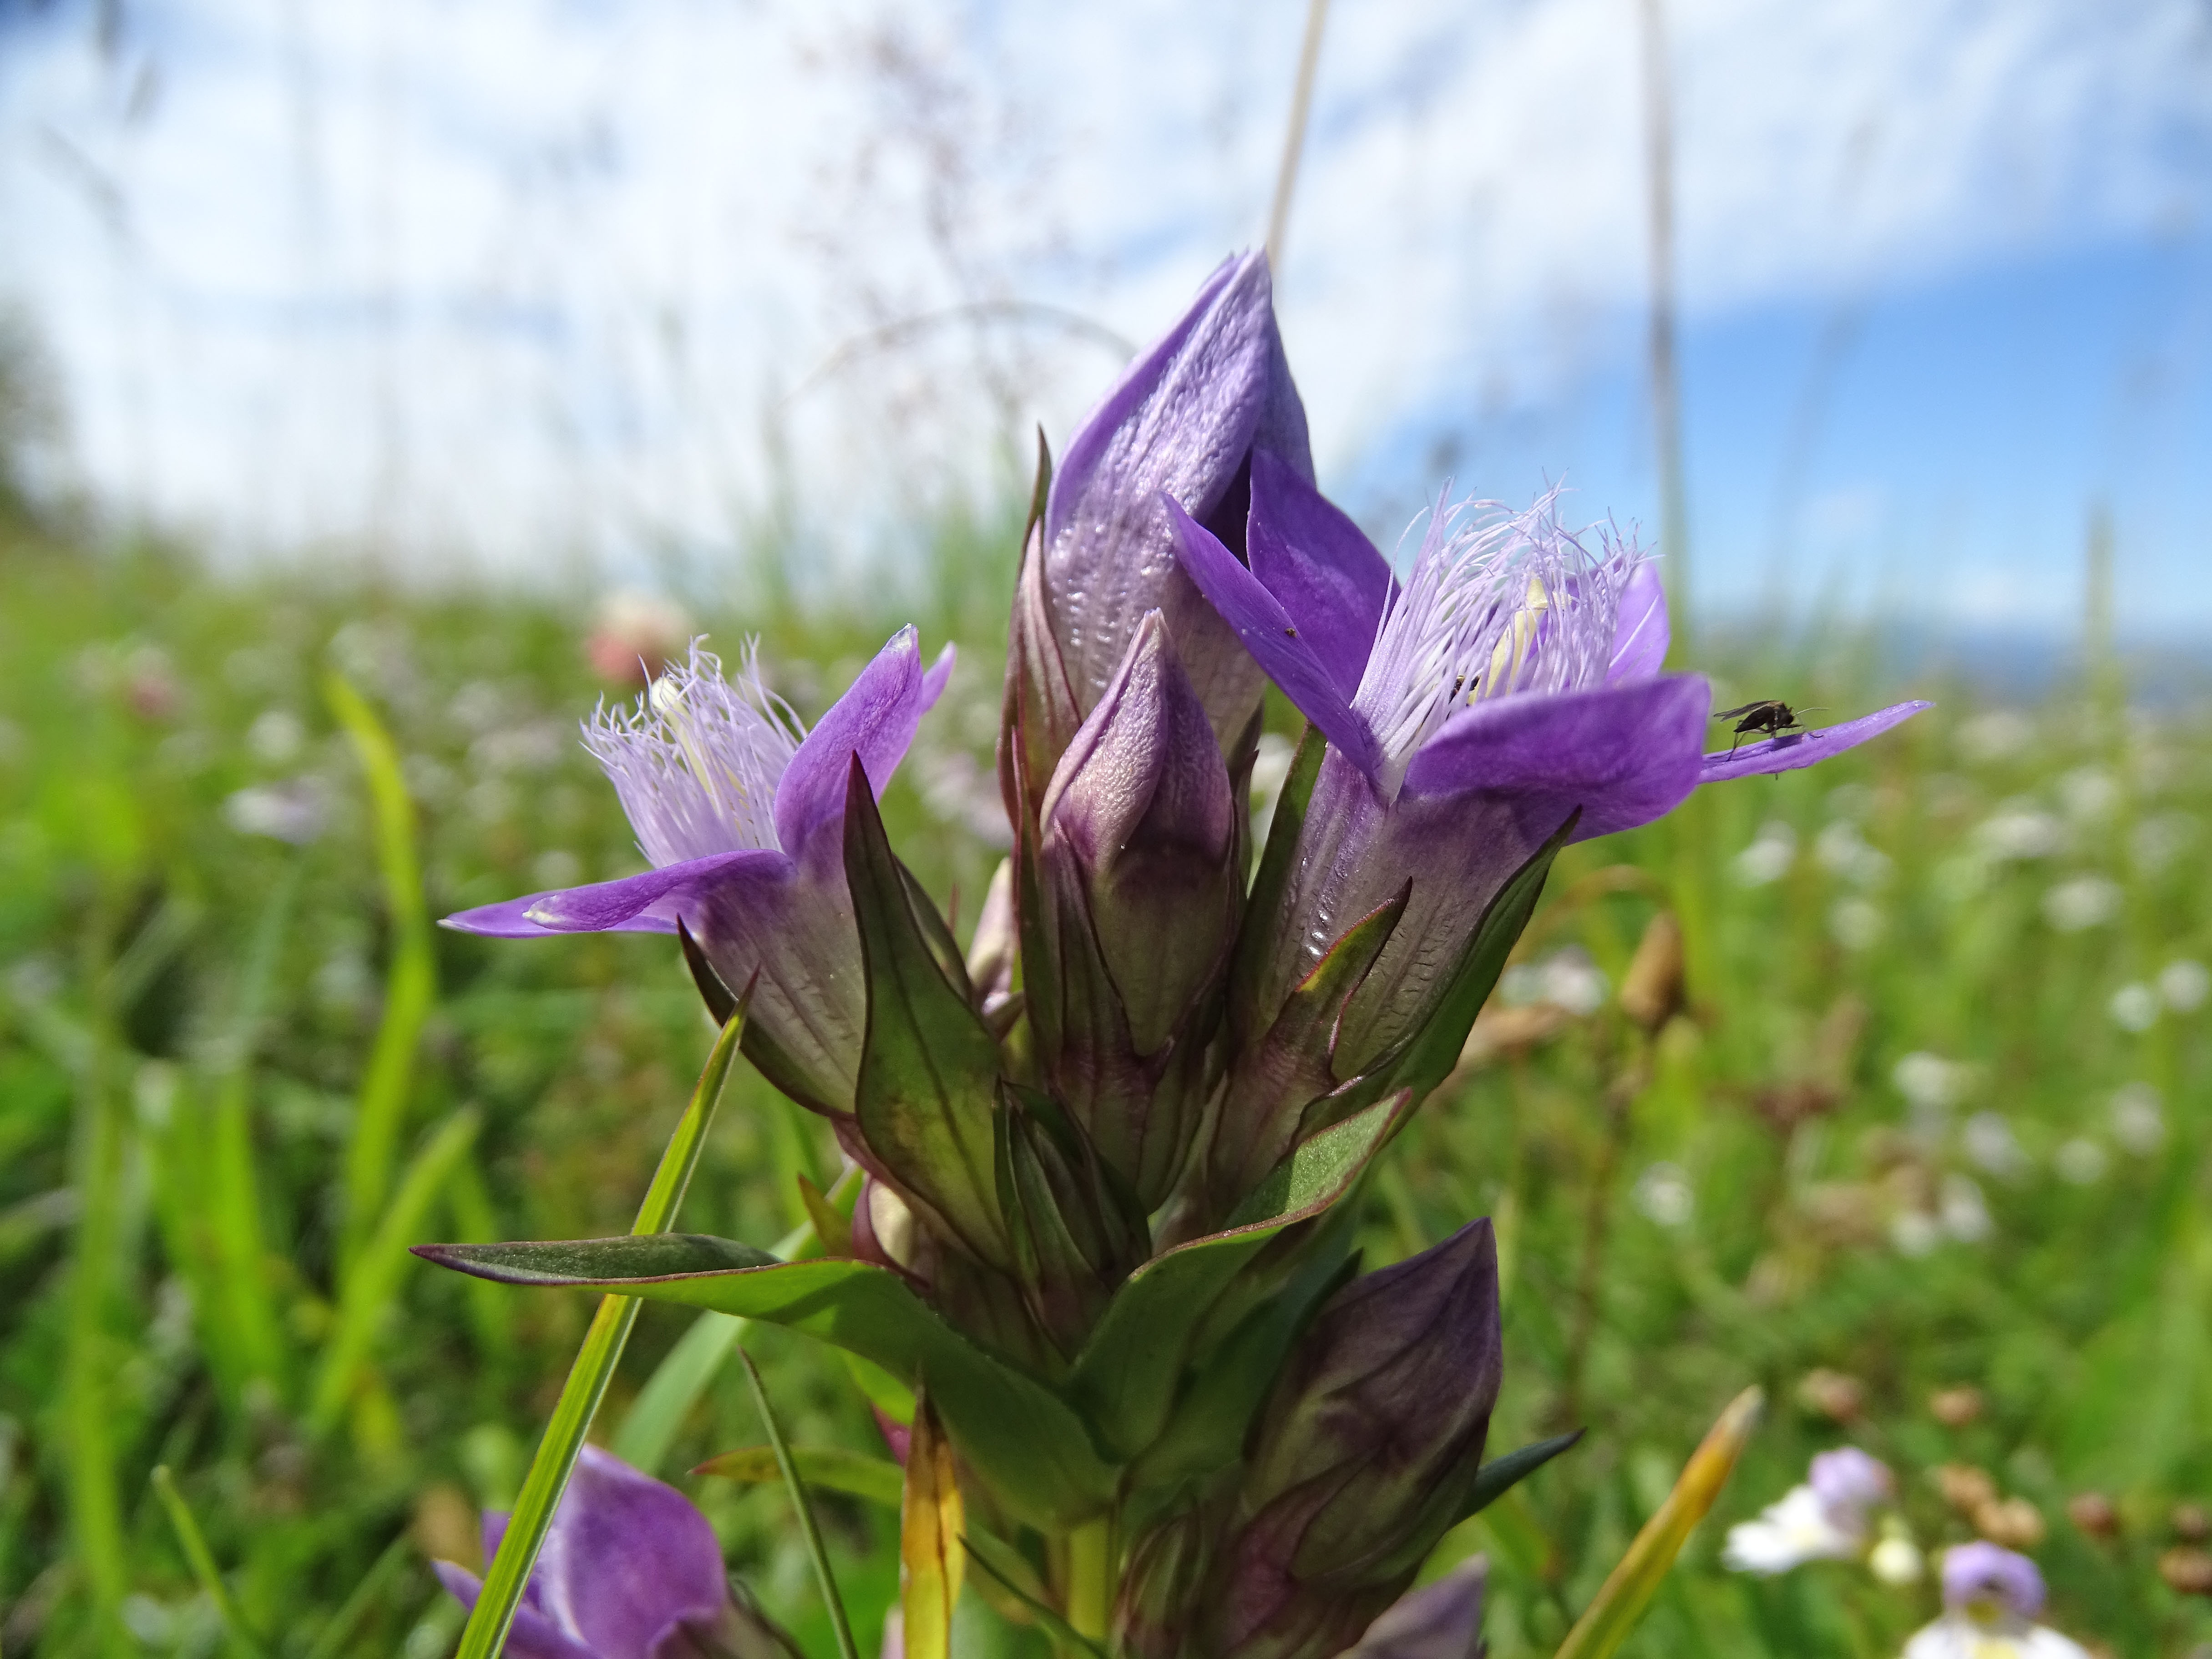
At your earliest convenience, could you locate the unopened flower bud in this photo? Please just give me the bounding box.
[1868,1519,1924,1586]
[1617,910,1685,1032]
[2175,1502,2212,1543]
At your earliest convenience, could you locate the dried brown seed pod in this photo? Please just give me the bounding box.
[2174,1502,2212,1544]
[1929,1385,1984,1428]
[1796,1368,1865,1424]
[1938,1463,1999,1514]
[2158,1546,2212,1597]
[1974,1495,2047,1550]
[2066,1491,2121,1538]
[1617,910,1686,1033]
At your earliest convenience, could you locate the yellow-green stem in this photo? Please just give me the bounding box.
[1061,1515,1114,1645]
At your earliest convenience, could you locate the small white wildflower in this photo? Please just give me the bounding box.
[1725,1449,1893,1576]
[247,708,305,764]
[1975,804,2064,863]
[2159,958,2209,1013]
[1735,821,1798,887]
[1869,1520,1926,1587]
[2058,766,2118,824]
[1956,711,2034,765]
[1894,1052,1964,1115]
[1817,821,1891,887]
[1831,898,1886,951]
[2053,1138,2108,1185]
[223,780,328,845]
[1962,1113,2029,1181]
[1892,1210,1941,1257]
[2109,982,2160,1033]
[2040,875,2120,933]
[1539,947,1609,1016]
[1634,1162,1694,1228]
[1939,1174,1992,1243]
[2111,1083,2166,1154]
[2131,811,2198,874]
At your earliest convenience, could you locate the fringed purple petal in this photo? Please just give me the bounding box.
[1403,675,1713,842]
[1608,561,1669,682]
[772,627,936,861]
[1245,447,1394,698]
[433,1561,599,1659]
[1167,496,1382,781]
[531,1446,732,1659]
[1350,1557,1487,1659]
[441,850,786,938]
[1699,700,1930,785]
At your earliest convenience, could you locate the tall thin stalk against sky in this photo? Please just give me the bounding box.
[1266,0,1333,273]
[1639,0,1690,659]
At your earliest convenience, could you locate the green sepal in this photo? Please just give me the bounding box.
[1458,1429,1584,1523]
[1382,808,1579,1101]
[413,1235,1115,1526]
[1063,1090,1413,1461]
[1228,722,1324,1041]
[843,755,1010,1269]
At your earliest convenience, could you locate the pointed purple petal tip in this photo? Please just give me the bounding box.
[1699,699,1931,785]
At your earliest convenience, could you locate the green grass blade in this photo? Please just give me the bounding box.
[326,671,437,1273]
[1551,1386,1762,1659]
[150,1466,269,1659]
[308,1108,481,1437]
[454,1009,746,1659]
[740,1349,861,1659]
[693,1443,906,1508]
[65,950,129,1646]
[303,1534,412,1659]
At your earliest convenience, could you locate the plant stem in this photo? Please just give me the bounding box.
[1061,1515,1114,1645]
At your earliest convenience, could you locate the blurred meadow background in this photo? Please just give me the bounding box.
[3,0,2212,1654]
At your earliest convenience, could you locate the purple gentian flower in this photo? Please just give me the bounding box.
[1170,459,1927,1160]
[1007,252,1312,810]
[445,631,951,1114]
[1902,1543,2088,1659]
[434,1445,795,1659]
[1346,1557,1486,1659]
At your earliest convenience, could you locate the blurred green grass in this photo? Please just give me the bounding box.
[0,509,2206,1656]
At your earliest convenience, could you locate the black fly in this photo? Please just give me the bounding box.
[1716,700,1824,755]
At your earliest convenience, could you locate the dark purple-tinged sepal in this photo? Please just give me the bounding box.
[841,755,1011,1272]
[1113,1501,1224,1659]
[1031,612,1242,1206]
[1202,1220,1503,1659]
[1346,1557,1487,1659]
[1040,252,1313,755]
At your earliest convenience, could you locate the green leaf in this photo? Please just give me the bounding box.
[843,755,1010,1268]
[451,1009,747,1659]
[1386,809,1579,1102]
[1065,1091,1412,1460]
[962,1530,1108,1659]
[1459,1430,1584,1523]
[326,671,437,1273]
[694,1444,906,1509]
[742,1350,862,1659]
[1552,1387,1761,1659]
[418,1233,1116,1526]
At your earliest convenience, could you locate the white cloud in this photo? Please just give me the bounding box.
[0,0,2207,582]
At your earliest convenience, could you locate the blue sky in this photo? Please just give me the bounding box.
[2,0,2209,634]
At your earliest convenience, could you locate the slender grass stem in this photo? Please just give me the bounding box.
[741,1348,861,1659]
[150,1466,269,1659]
[452,1008,746,1659]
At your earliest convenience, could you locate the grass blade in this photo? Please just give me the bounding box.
[1551,1386,1762,1659]
[454,1007,746,1659]
[150,1466,269,1659]
[309,1108,481,1436]
[961,1530,1108,1659]
[303,1533,412,1659]
[693,1443,906,1508]
[741,1348,861,1659]
[326,671,437,1273]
